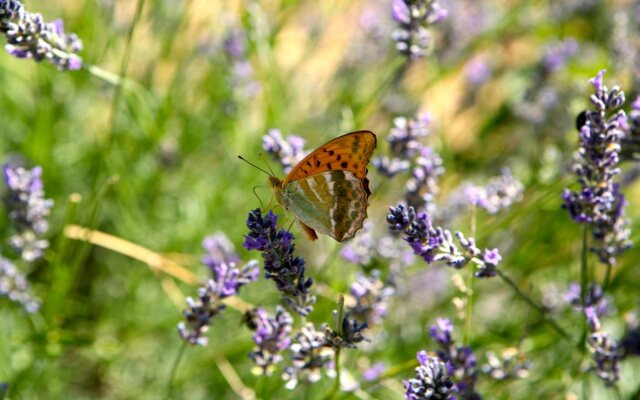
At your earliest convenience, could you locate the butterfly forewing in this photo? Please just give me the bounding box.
[283,170,369,241]
[282,131,377,185]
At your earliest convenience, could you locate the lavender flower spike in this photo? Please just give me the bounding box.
[387,204,502,278]
[562,70,632,265]
[404,351,457,400]
[584,307,622,386]
[178,240,258,346]
[282,323,333,389]
[244,208,316,316]
[248,306,293,376]
[3,163,53,262]
[0,256,40,312]
[391,0,447,59]
[263,129,306,173]
[0,0,83,70]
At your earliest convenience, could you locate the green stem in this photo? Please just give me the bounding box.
[167,342,187,399]
[464,206,477,345]
[580,225,589,309]
[108,0,146,139]
[495,269,571,341]
[360,358,417,389]
[328,296,345,399]
[579,225,590,352]
[602,263,612,294]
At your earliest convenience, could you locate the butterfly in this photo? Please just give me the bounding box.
[268,131,377,242]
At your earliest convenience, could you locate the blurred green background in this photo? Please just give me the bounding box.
[1,0,640,398]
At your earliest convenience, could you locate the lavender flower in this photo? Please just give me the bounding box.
[438,169,523,224]
[429,318,478,397]
[584,307,622,386]
[373,156,411,178]
[324,313,368,350]
[391,0,447,59]
[542,38,579,73]
[562,70,632,265]
[282,323,333,389]
[464,55,491,85]
[340,220,415,272]
[178,256,258,346]
[262,129,306,173]
[564,282,610,317]
[405,146,444,212]
[387,204,501,278]
[375,113,444,212]
[462,169,523,214]
[347,271,395,326]
[387,113,432,159]
[481,348,531,380]
[3,164,53,262]
[403,351,457,400]
[363,362,386,381]
[0,255,39,312]
[243,209,316,316]
[0,0,82,70]
[201,232,240,270]
[223,26,260,98]
[340,222,376,265]
[248,306,293,376]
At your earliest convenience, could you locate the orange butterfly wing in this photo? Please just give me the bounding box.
[281,131,377,242]
[282,130,377,195]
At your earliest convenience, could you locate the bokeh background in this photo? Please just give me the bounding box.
[1,0,640,398]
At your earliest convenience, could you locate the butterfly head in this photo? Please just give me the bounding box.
[268,176,285,207]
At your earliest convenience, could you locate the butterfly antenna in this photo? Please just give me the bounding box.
[251,185,265,209]
[238,155,273,177]
[258,153,277,177]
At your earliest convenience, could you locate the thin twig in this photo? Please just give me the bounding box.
[495,269,571,341]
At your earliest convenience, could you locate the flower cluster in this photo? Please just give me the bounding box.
[404,350,457,400]
[439,168,523,222]
[460,169,523,214]
[542,38,579,73]
[513,38,579,125]
[374,113,444,212]
[347,271,395,326]
[340,221,415,271]
[481,348,531,381]
[3,164,53,262]
[564,282,610,317]
[178,239,258,346]
[222,26,260,99]
[0,0,82,70]
[282,323,334,389]
[0,255,39,312]
[387,204,502,278]
[584,307,622,386]
[248,306,293,376]
[562,70,632,265]
[430,318,478,397]
[201,232,240,271]
[391,0,448,59]
[243,208,316,316]
[262,129,306,174]
[324,313,369,350]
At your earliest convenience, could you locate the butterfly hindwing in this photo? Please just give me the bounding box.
[283,170,369,242]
